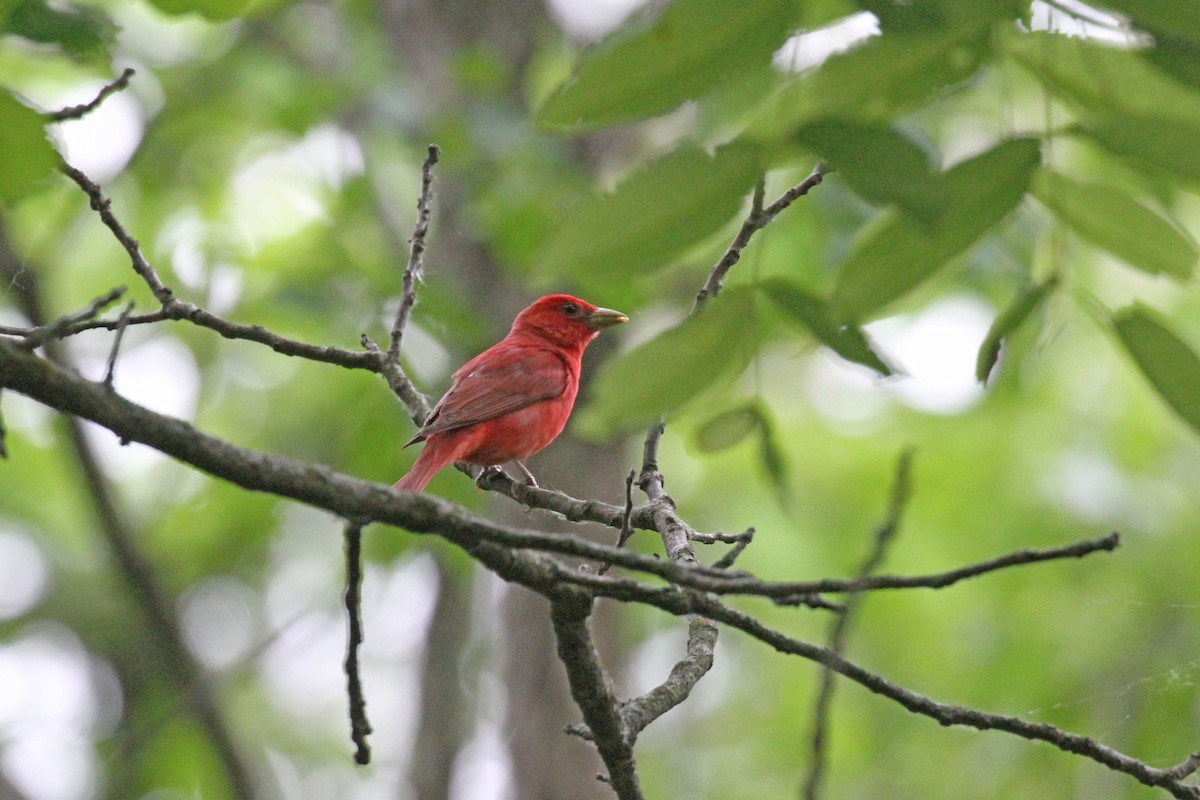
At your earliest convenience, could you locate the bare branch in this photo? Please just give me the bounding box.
[698,596,1200,800]
[638,422,699,568]
[619,615,717,739]
[624,423,721,741]
[566,568,1200,800]
[54,164,382,370]
[1167,753,1200,781]
[2,338,1184,798]
[693,163,826,312]
[769,532,1121,602]
[102,302,135,388]
[387,144,440,363]
[363,144,443,427]
[362,334,432,424]
[707,527,754,570]
[599,469,638,576]
[343,520,372,765]
[0,260,257,796]
[550,593,642,799]
[804,448,913,800]
[14,286,126,349]
[45,68,136,122]
[61,164,173,304]
[0,338,1129,605]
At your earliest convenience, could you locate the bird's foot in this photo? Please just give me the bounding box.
[513,460,539,488]
[474,465,505,489]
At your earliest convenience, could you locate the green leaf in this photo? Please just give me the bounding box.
[3,0,114,60]
[537,0,800,129]
[830,137,1040,320]
[143,0,249,22]
[1032,170,1196,279]
[584,289,757,431]
[0,92,58,206]
[793,120,940,221]
[864,0,1028,32]
[693,400,790,500]
[1078,116,1200,185]
[1112,304,1200,435]
[1007,32,1200,128]
[750,27,989,138]
[1143,35,1200,91]
[538,141,761,282]
[695,403,761,452]
[756,403,790,503]
[1095,0,1200,42]
[759,278,894,375]
[975,278,1056,385]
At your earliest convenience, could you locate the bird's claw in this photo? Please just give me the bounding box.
[475,465,505,489]
[513,459,539,488]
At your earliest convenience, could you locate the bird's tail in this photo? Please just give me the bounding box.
[392,439,454,492]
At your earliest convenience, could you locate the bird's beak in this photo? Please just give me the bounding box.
[586,307,629,330]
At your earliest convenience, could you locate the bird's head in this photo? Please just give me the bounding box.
[511,294,628,350]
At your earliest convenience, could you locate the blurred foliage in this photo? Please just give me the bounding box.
[2,0,1200,799]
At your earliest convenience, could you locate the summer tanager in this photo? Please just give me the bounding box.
[393,294,628,492]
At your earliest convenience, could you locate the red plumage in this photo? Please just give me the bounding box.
[393,294,627,492]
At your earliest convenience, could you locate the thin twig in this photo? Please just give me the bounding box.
[103,302,135,388]
[709,528,754,570]
[4,304,383,370]
[60,165,173,304]
[343,520,372,765]
[0,389,7,459]
[693,163,826,313]
[689,529,752,545]
[45,68,136,122]
[600,469,638,575]
[804,449,913,800]
[1166,752,1200,781]
[768,532,1120,601]
[18,286,126,349]
[369,144,442,428]
[362,334,431,426]
[387,144,440,363]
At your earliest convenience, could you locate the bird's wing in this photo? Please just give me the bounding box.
[406,343,571,444]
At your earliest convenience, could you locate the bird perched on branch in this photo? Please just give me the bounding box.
[393,294,628,492]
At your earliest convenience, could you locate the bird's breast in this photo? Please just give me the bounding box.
[455,393,576,465]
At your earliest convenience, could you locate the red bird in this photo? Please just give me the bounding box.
[393,294,628,492]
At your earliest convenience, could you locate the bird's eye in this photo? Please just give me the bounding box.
[562,302,580,316]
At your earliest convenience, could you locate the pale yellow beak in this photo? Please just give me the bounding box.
[586,307,629,330]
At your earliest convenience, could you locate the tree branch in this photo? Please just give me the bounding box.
[1,337,1185,797]
[377,144,440,423]
[343,520,372,765]
[9,286,126,348]
[0,241,258,797]
[693,163,826,312]
[619,615,717,738]
[804,448,913,800]
[709,603,1200,800]
[0,337,1125,600]
[550,592,642,799]
[45,68,136,122]
[387,144,439,363]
